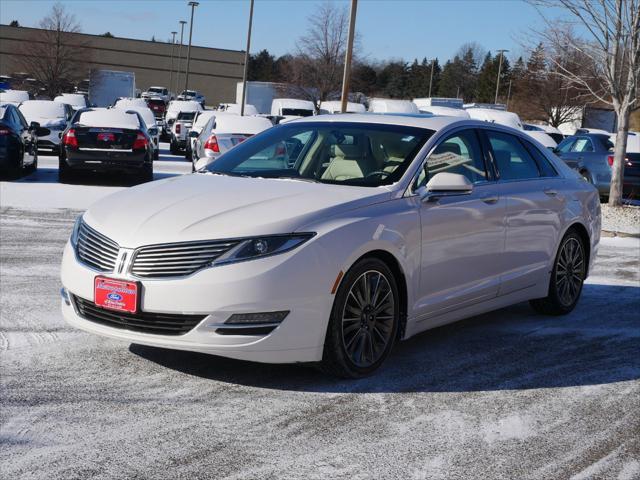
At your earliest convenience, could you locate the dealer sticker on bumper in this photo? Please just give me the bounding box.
[94,276,138,313]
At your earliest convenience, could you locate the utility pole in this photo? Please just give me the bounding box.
[506,79,512,109]
[240,0,255,116]
[428,58,435,98]
[340,0,358,113]
[176,20,186,96]
[184,1,199,93]
[494,49,508,105]
[169,31,177,94]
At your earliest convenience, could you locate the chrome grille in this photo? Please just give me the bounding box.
[131,240,239,278]
[76,222,119,272]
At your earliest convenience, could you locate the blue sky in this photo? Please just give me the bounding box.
[0,0,563,63]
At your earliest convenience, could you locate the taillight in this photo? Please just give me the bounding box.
[62,129,78,148]
[132,132,148,150]
[204,135,219,153]
[0,128,10,136]
[607,155,614,167]
[175,123,181,134]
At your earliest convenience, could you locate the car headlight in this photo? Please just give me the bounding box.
[213,233,315,266]
[70,215,83,247]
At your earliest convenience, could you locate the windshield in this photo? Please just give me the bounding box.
[149,87,164,93]
[206,122,433,187]
[281,108,314,117]
[57,94,86,107]
[19,101,65,119]
[177,111,196,121]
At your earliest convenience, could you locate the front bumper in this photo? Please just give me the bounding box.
[60,240,333,363]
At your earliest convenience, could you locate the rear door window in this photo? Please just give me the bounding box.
[486,130,541,181]
[522,139,558,177]
[571,138,594,153]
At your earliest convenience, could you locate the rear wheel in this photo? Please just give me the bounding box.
[530,230,586,315]
[58,157,74,183]
[321,258,400,378]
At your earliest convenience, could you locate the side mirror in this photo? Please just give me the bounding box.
[419,172,473,202]
[194,157,212,171]
[189,130,199,138]
[29,121,41,131]
[148,127,158,136]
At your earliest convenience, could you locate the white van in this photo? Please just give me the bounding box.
[368,98,419,114]
[318,101,366,114]
[270,99,315,121]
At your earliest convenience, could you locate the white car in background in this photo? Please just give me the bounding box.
[524,123,564,144]
[165,100,202,127]
[186,110,217,158]
[113,99,161,159]
[61,115,600,377]
[218,103,260,116]
[0,89,30,106]
[177,90,206,107]
[271,98,315,123]
[141,86,171,103]
[192,113,272,167]
[54,93,88,111]
[318,101,366,114]
[368,98,419,114]
[18,100,73,154]
[415,105,471,118]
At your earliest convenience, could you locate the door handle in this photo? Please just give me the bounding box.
[481,194,499,204]
[544,189,558,196]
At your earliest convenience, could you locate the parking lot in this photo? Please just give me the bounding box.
[1,146,639,479]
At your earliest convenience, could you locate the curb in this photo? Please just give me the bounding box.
[601,229,640,239]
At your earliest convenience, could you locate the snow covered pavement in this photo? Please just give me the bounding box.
[1,152,639,479]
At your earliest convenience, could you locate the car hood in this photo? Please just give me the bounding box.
[83,174,392,247]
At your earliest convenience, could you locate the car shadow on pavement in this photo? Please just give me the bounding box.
[130,283,640,393]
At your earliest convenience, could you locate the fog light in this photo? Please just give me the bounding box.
[225,311,289,325]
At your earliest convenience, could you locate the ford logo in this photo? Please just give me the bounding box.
[107,293,122,301]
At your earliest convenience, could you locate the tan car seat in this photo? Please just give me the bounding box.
[321,143,375,181]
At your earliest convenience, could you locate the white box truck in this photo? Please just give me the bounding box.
[89,69,136,108]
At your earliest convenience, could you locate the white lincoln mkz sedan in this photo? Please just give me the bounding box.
[61,115,601,377]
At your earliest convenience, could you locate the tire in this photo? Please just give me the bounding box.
[580,170,591,184]
[58,157,74,183]
[321,257,400,378]
[138,161,153,183]
[28,152,38,174]
[153,148,159,160]
[170,140,179,155]
[530,230,586,316]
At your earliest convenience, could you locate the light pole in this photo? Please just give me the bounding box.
[240,0,255,116]
[184,1,199,93]
[340,0,358,113]
[428,58,435,98]
[494,49,508,105]
[169,31,177,94]
[176,20,187,97]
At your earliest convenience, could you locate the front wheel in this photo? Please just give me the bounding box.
[321,258,400,378]
[530,230,586,315]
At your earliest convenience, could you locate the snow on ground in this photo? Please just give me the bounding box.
[0,144,192,210]
[1,149,639,479]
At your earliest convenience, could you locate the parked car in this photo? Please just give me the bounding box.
[414,105,470,118]
[0,103,41,176]
[186,110,217,159]
[165,100,202,132]
[18,100,73,154]
[0,89,30,106]
[113,99,160,160]
[192,114,272,167]
[555,133,640,199]
[58,108,154,182]
[524,130,557,150]
[177,89,205,107]
[113,97,148,109]
[169,111,198,155]
[524,123,564,144]
[270,98,315,123]
[141,86,171,103]
[318,101,366,114]
[54,93,88,111]
[217,103,260,115]
[368,98,419,114]
[465,107,523,130]
[60,115,601,377]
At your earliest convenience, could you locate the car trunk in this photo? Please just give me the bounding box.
[75,127,138,150]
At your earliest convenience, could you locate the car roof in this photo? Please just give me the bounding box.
[285,113,465,131]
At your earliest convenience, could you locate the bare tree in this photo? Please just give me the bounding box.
[529,0,640,206]
[17,3,91,98]
[285,2,354,105]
